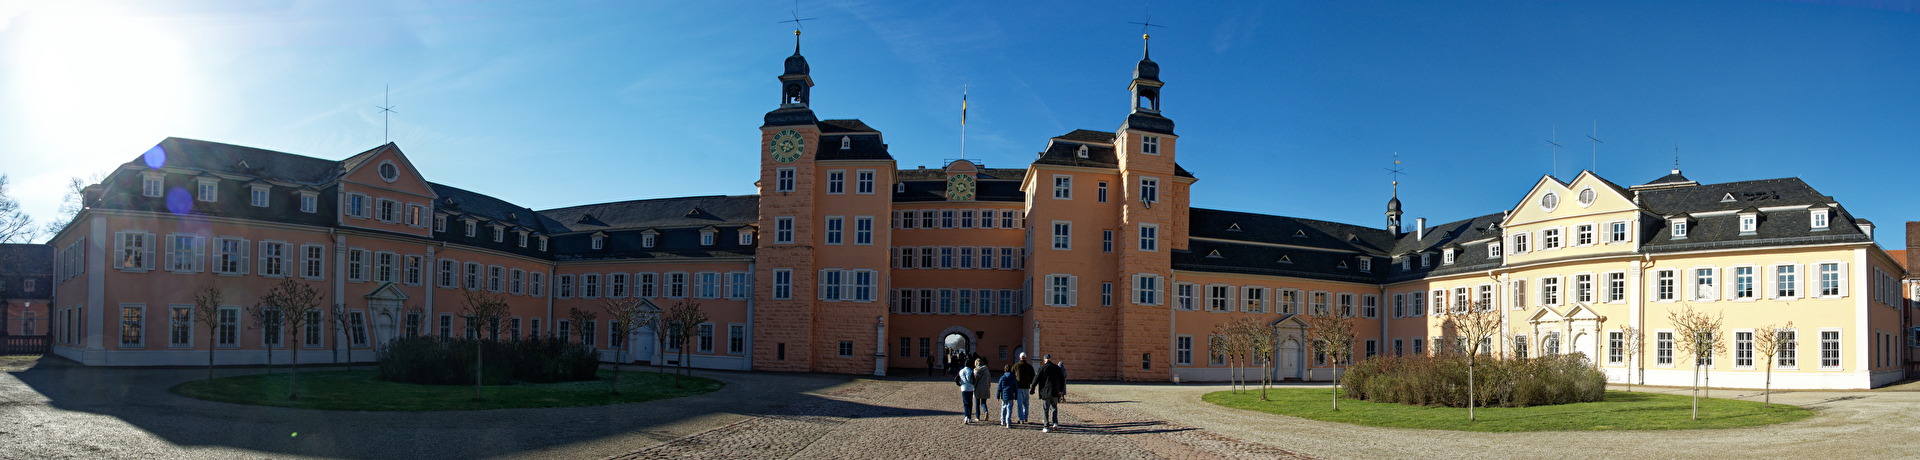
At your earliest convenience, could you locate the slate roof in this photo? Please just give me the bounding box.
[1032,130,1193,177]
[893,167,1027,203]
[1180,208,1395,284]
[143,137,340,185]
[1386,212,1508,281]
[431,182,554,232]
[537,195,758,233]
[0,243,53,300]
[814,120,893,161]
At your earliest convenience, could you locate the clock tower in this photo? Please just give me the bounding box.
[755,30,825,373]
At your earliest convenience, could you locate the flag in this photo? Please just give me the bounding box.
[961,89,968,125]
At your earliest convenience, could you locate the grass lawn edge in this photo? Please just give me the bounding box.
[1202,388,1813,432]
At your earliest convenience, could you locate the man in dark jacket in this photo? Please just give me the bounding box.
[1033,354,1066,432]
[1014,352,1036,424]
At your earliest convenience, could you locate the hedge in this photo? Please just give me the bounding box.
[377,336,600,385]
[1342,354,1606,407]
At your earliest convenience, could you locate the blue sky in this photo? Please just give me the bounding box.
[2,0,1915,248]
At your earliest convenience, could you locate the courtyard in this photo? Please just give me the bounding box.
[2,356,1918,459]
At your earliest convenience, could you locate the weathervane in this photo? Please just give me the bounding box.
[1128,3,1166,51]
[1546,125,1563,179]
[1586,120,1603,174]
[1384,152,1407,190]
[376,85,397,144]
[779,1,816,51]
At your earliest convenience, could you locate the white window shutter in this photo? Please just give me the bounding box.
[238,239,251,274]
[192,237,205,272]
[141,233,155,269]
[1838,262,1850,297]
[1796,264,1807,297]
[1068,275,1079,306]
[113,232,128,269]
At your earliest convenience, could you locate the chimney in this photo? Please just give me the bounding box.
[1907,221,1919,276]
[1415,218,1427,241]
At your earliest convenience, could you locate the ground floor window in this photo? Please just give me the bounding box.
[1175,335,1192,365]
[838,341,854,357]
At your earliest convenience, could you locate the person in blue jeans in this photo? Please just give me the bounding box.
[956,363,977,423]
[996,364,1020,427]
[1013,352,1035,423]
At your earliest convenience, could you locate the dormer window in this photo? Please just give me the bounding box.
[196,178,219,202]
[517,231,529,248]
[1142,136,1160,155]
[840,136,851,150]
[1442,248,1455,265]
[299,191,318,213]
[1739,212,1759,234]
[142,173,164,197]
[641,232,657,248]
[463,220,476,238]
[1811,207,1830,230]
[1487,242,1502,258]
[738,228,756,246]
[1420,253,1431,268]
[1076,145,1089,158]
[433,215,447,232]
[250,184,270,207]
[591,233,605,250]
[1358,258,1371,273]
[491,225,505,242]
[1671,219,1689,239]
[538,235,548,252]
[700,228,717,246]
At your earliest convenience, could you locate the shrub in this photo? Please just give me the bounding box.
[1343,354,1604,407]
[378,336,599,385]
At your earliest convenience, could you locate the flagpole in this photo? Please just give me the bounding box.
[961,86,968,161]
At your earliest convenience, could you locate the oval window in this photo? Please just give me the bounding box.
[1541,192,1559,211]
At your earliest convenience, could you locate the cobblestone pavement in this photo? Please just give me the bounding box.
[616,375,1305,460]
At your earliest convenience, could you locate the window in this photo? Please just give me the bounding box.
[739,229,754,246]
[1101,230,1113,253]
[1692,268,1716,300]
[772,269,792,299]
[406,313,422,338]
[115,231,155,271]
[697,272,720,299]
[854,217,873,245]
[940,210,955,228]
[142,174,163,197]
[119,305,144,347]
[1542,277,1561,305]
[218,307,239,347]
[1096,182,1109,203]
[1175,283,1196,310]
[1820,330,1840,369]
[1052,175,1072,199]
[1541,228,1562,249]
[1001,210,1018,229]
[1393,294,1407,317]
[1512,233,1529,253]
[1575,274,1593,303]
[775,217,794,244]
[1208,285,1234,312]
[838,341,854,357]
[855,170,874,194]
[437,259,457,288]
[405,256,423,285]
[775,168,795,192]
[826,170,845,194]
[1654,270,1675,301]
[1777,330,1797,368]
[1656,332,1674,365]
[1735,331,1754,368]
[1734,266,1757,299]
[1672,220,1689,238]
[1143,135,1160,154]
[463,262,480,290]
[1514,335,1529,358]
[1608,331,1624,364]
[1241,286,1265,313]
[591,234,605,250]
[1488,242,1502,258]
[250,185,270,207]
[377,199,398,222]
[666,272,687,298]
[349,311,368,346]
[166,234,203,272]
[1411,291,1427,316]
[197,179,219,202]
[697,323,715,352]
[214,237,248,275]
[557,320,571,343]
[1740,214,1758,233]
[530,272,545,296]
[1175,335,1192,365]
[1140,225,1161,252]
[1046,274,1078,306]
[1412,338,1425,355]
[1811,208,1830,229]
[1818,262,1843,297]
[1607,221,1629,243]
[259,242,289,277]
[1576,224,1595,245]
[556,274,575,298]
[922,211,939,228]
[1051,222,1072,250]
[433,215,447,232]
[729,324,746,354]
[374,252,397,283]
[169,307,192,346]
[1775,265,1799,298]
[1604,272,1625,302]
[700,229,716,246]
[1100,282,1113,307]
[300,193,317,213]
[510,269,525,294]
[1362,294,1379,318]
[1442,249,1455,265]
[408,205,425,227]
[463,220,476,237]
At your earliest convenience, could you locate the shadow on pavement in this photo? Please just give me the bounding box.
[1049,420,1195,436]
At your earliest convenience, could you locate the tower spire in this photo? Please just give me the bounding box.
[1385,152,1405,234]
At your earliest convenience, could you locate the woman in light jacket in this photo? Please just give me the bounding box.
[971,358,993,421]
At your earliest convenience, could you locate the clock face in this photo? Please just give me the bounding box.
[769,129,804,163]
[946,174,976,201]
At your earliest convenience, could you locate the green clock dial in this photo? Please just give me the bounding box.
[769,129,805,163]
[946,174,976,201]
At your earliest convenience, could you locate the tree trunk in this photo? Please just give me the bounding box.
[289,341,300,400]
[1331,360,1341,411]
[1468,356,1477,422]
[1691,363,1700,420]
[473,339,485,401]
[1764,361,1773,407]
[610,341,625,395]
[207,333,216,382]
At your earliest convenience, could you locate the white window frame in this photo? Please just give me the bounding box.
[1052,175,1072,199]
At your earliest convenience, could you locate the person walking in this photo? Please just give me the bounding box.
[996,364,1020,428]
[1033,354,1066,432]
[1014,352,1035,424]
[971,358,992,420]
[957,361,978,423]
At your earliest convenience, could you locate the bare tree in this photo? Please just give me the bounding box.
[262,278,325,399]
[1212,321,1248,393]
[37,174,101,240]
[1752,322,1793,407]
[1617,324,1644,392]
[1304,308,1356,410]
[664,301,708,385]
[1245,318,1277,400]
[192,286,227,381]
[460,289,510,401]
[247,302,285,374]
[1444,301,1503,421]
[1668,303,1725,420]
[0,174,35,243]
[601,297,658,394]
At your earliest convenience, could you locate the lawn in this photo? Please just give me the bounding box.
[1204,388,1812,431]
[172,369,722,411]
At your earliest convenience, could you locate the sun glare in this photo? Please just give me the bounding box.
[12,3,199,169]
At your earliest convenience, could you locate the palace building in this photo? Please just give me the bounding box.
[37,34,1916,389]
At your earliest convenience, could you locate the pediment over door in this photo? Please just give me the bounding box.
[364,282,409,301]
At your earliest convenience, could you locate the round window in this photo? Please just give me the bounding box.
[1540,192,1559,211]
[378,162,399,182]
[1577,187,1596,207]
